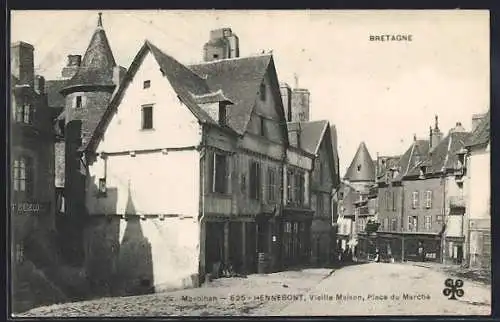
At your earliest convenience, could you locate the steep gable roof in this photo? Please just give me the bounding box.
[344,142,376,182]
[405,131,471,177]
[291,120,328,155]
[466,110,490,148]
[188,55,274,135]
[393,139,430,180]
[290,120,337,184]
[85,40,231,153]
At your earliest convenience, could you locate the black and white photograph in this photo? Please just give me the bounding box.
[9,9,491,317]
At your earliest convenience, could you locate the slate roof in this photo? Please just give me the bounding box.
[405,131,471,177]
[86,41,235,152]
[45,79,68,108]
[288,120,328,155]
[344,142,376,182]
[188,55,273,135]
[393,139,430,180]
[63,16,117,90]
[466,110,490,148]
[376,155,401,182]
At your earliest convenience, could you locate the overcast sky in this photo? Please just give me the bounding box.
[11,10,489,175]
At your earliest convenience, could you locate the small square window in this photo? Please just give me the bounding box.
[98,178,107,196]
[143,80,151,89]
[213,54,219,59]
[142,105,153,130]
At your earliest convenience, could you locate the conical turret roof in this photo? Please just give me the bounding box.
[63,13,117,90]
[344,142,376,182]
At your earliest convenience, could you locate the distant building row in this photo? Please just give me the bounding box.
[337,113,490,269]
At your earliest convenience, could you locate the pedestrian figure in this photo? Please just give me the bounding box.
[418,241,425,262]
[374,248,380,263]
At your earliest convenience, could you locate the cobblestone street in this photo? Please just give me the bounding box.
[16,262,490,317]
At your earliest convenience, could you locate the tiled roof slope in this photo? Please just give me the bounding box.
[288,120,328,155]
[406,131,471,177]
[86,41,233,152]
[466,110,490,148]
[45,79,68,108]
[344,142,376,182]
[188,55,273,135]
[394,139,429,180]
[376,155,401,182]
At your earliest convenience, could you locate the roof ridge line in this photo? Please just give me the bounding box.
[187,54,272,66]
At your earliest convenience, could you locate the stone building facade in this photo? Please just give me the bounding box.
[11,41,56,263]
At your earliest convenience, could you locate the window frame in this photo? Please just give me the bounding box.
[143,80,151,89]
[424,215,432,231]
[15,102,32,124]
[212,153,229,194]
[267,168,276,202]
[412,191,419,209]
[391,218,397,231]
[425,190,432,209]
[249,161,261,200]
[13,155,34,198]
[98,178,107,197]
[75,95,83,108]
[141,104,154,130]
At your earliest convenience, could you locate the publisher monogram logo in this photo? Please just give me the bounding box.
[443,278,464,300]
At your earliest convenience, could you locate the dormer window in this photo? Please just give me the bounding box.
[218,103,227,126]
[143,80,151,89]
[260,83,266,101]
[419,165,427,178]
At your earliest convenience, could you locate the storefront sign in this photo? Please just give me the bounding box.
[11,202,49,215]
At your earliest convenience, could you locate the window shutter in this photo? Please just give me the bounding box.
[429,190,433,208]
[82,96,87,108]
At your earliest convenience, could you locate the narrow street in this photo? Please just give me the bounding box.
[16,262,490,317]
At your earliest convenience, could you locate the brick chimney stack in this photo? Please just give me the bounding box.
[11,41,35,88]
[203,28,240,62]
[472,113,487,132]
[62,54,82,79]
[291,88,310,122]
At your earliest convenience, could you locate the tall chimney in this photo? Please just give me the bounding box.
[472,113,486,132]
[203,28,239,62]
[280,83,292,122]
[291,88,310,122]
[62,54,82,79]
[11,41,35,88]
[34,75,45,94]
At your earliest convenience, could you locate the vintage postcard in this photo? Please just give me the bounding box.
[9,9,491,317]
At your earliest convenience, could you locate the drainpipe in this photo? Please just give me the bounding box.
[401,183,405,262]
[441,172,447,264]
[199,133,207,282]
